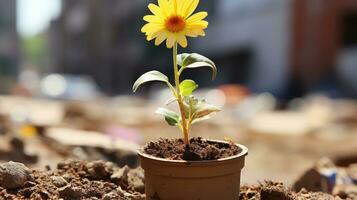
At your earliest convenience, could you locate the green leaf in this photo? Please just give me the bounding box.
[182,96,193,119]
[183,96,200,118]
[155,107,179,126]
[133,70,169,92]
[179,80,198,96]
[177,53,191,67]
[192,115,213,125]
[177,53,217,80]
[193,101,220,119]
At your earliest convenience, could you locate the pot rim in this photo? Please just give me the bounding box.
[137,139,248,164]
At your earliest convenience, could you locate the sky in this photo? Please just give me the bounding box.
[17,0,62,37]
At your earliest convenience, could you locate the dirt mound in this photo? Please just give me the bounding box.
[145,137,241,161]
[240,181,342,200]
[0,160,144,200]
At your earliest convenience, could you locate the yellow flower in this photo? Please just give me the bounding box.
[141,0,208,48]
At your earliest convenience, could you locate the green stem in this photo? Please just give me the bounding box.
[173,43,189,145]
[178,67,185,77]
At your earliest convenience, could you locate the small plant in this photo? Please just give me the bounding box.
[133,0,220,146]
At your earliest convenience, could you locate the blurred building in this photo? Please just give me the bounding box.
[49,0,357,98]
[49,0,146,94]
[292,0,357,97]
[196,0,291,97]
[49,0,217,94]
[0,0,19,92]
[199,0,357,98]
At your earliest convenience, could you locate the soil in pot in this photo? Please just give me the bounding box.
[144,137,242,161]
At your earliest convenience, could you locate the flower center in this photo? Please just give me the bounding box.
[165,16,186,33]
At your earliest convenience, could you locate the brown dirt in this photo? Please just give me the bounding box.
[240,181,343,200]
[0,160,351,200]
[144,137,242,161]
[0,160,145,200]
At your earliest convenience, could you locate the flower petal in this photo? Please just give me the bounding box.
[186,20,208,29]
[148,3,166,18]
[177,34,188,48]
[143,15,163,24]
[141,23,152,33]
[141,23,163,33]
[155,31,167,46]
[158,0,170,16]
[166,33,176,48]
[185,29,206,37]
[176,0,186,16]
[182,0,199,18]
[169,0,177,14]
[186,12,207,23]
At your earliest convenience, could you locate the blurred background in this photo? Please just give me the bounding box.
[0,0,356,193]
[2,0,357,98]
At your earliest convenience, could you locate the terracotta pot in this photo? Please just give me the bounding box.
[138,140,248,200]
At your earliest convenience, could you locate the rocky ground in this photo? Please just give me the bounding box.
[240,181,347,200]
[0,160,354,200]
[0,160,145,200]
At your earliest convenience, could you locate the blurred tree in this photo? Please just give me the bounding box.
[21,34,49,70]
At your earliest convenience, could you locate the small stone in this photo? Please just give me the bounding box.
[0,161,33,189]
[20,187,33,198]
[102,191,120,200]
[39,190,50,200]
[58,185,84,200]
[127,168,145,193]
[24,181,36,187]
[45,165,51,171]
[116,186,125,196]
[111,166,129,184]
[117,187,145,200]
[62,174,73,182]
[31,193,43,200]
[50,176,68,188]
[86,161,113,180]
[57,161,69,170]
